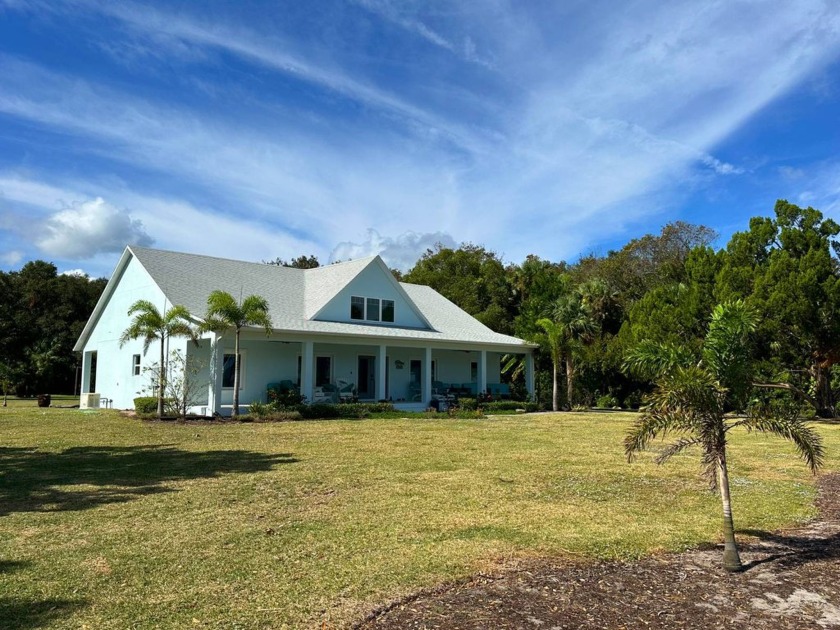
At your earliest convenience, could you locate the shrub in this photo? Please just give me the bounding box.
[254,410,303,422]
[249,401,271,417]
[623,391,644,409]
[483,401,539,413]
[134,397,158,414]
[596,394,619,408]
[267,387,305,407]
[457,397,478,411]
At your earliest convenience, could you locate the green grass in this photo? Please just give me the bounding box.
[1,408,837,629]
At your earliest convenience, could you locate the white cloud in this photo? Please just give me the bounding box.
[0,249,23,266]
[330,229,457,271]
[59,268,88,277]
[37,197,153,259]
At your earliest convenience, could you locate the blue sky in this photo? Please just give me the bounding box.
[1,0,839,278]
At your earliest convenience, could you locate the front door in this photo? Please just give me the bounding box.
[357,355,375,399]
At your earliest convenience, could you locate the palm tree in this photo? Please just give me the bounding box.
[555,293,597,408]
[119,300,197,418]
[624,301,824,572]
[202,291,273,417]
[535,294,596,411]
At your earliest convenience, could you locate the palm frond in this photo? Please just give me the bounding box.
[654,436,703,464]
[623,340,695,380]
[738,411,825,473]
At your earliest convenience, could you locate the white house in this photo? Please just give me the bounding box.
[73,246,536,414]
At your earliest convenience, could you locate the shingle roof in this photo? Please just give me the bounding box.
[82,246,533,350]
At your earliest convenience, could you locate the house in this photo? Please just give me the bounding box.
[73,246,536,414]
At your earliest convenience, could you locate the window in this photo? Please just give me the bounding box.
[132,354,141,376]
[350,296,365,320]
[471,362,478,382]
[222,353,244,388]
[350,295,395,323]
[382,299,395,322]
[366,297,380,322]
[316,356,332,386]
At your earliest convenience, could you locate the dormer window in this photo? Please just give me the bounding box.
[351,295,395,323]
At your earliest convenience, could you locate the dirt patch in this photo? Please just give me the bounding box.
[358,474,840,629]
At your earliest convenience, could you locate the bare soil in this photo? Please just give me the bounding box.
[358,474,840,629]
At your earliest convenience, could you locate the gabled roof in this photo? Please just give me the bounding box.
[74,246,535,351]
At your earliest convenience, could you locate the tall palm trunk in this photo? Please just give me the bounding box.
[232,328,241,417]
[552,358,559,412]
[565,355,574,410]
[717,452,743,572]
[157,336,166,418]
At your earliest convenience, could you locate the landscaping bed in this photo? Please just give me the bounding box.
[360,473,840,629]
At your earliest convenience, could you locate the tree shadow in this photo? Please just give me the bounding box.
[0,445,296,516]
[738,527,840,571]
[0,597,88,630]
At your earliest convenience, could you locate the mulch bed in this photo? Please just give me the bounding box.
[358,473,840,629]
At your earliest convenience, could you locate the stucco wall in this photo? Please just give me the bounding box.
[81,256,172,409]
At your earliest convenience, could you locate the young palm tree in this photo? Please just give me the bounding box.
[119,300,197,418]
[202,291,273,417]
[624,301,824,572]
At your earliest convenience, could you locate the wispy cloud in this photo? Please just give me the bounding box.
[0,0,838,273]
[331,229,457,271]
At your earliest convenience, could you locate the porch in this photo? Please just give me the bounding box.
[193,333,535,416]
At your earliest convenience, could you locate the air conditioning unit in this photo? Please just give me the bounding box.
[80,393,101,409]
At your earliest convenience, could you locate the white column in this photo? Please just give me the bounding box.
[478,349,487,397]
[422,346,433,405]
[376,344,387,401]
[208,335,223,415]
[525,351,535,399]
[80,351,92,397]
[301,341,314,403]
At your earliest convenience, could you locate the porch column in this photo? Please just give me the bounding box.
[423,346,432,405]
[80,351,92,396]
[376,344,387,401]
[525,351,535,398]
[478,350,487,396]
[208,334,223,415]
[301,341,314,403]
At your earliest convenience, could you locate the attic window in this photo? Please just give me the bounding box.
[382,300,394,322]
[351,295,395,323]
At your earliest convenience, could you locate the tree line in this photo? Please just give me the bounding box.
[3,199,838,418]
[0,261,106,398]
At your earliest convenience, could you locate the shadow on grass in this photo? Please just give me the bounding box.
[0,445,297,516]
[0,597,88,630]
[738,527,840,571]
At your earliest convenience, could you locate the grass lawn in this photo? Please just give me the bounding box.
[1,406,838,629]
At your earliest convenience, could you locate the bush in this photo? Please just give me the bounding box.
[249,401,271,417]
[267,387,305,407]
[623,391,644,409]
[297,402,396,419]
[134,397,158,414]
[482,401,539,413]
[253,410,303,422]
[596,394,619,408]
[457,397,478,411]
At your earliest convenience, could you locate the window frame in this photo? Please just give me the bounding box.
[132,354,141,376]
[350,294,396,323]
[222,350,246,389]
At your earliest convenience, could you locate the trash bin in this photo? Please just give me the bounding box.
[37,394,51,408]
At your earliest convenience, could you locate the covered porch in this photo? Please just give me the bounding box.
[195,332,535,416]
